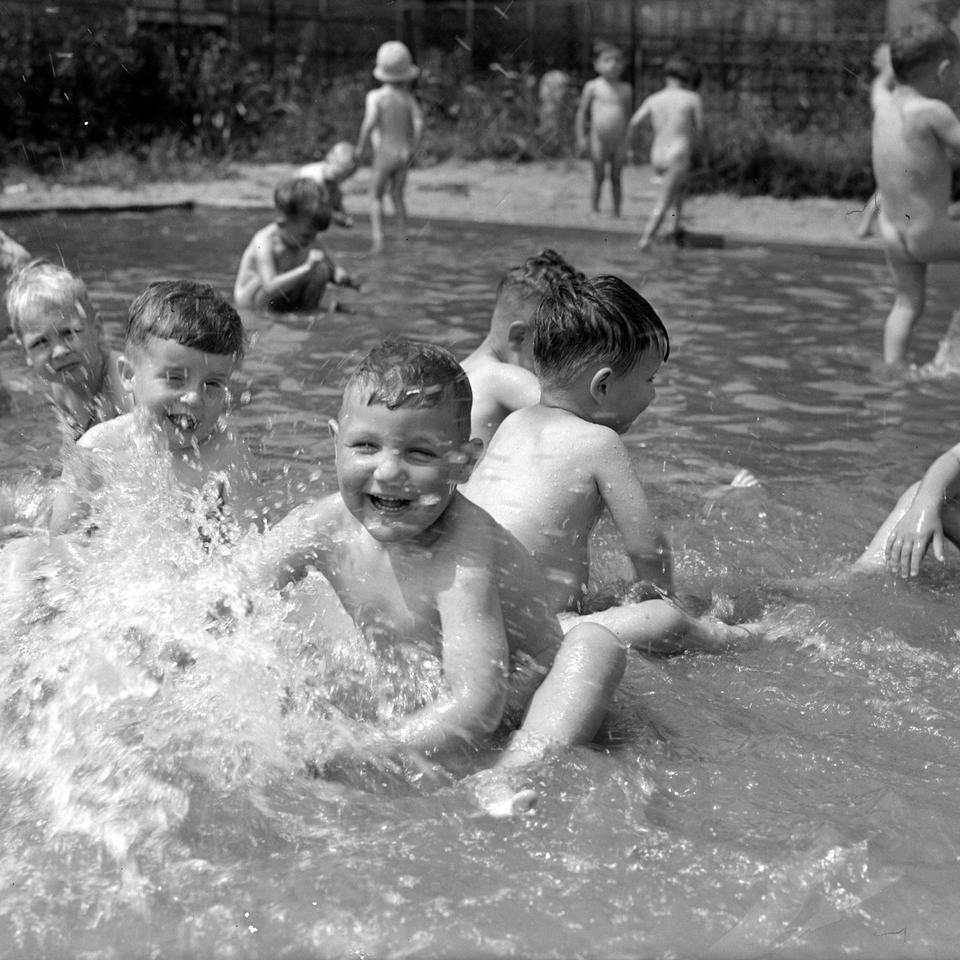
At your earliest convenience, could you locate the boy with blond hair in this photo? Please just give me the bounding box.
[871,19,960,365]
[464,274,753,653]
[575,41,632,217]
[628,53,704,249]
[6,259,131,446]
[243,338,625,815]
[234,177,356,312]
[356,41,425,252]
[49,279,262,539]
[462,249,581,445]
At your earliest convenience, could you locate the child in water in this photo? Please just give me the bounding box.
[298,141,359,228]
[575,41,632,217]
[0,228,31,340]
[49,279,262,539]
[234,177,356,312]
[356,41,425,252]
[462,249,581,446]
[870,19,960,366]
[463,273,755,653]
[628,53,704,249]
[6,260,131,447]
[243,338,626,815]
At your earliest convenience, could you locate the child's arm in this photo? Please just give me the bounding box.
[627,96,652,133]
[593,433,672,591]
[247,498,337,590]
[574,82,594,154]
[388,561,510,756]
[410,96,425,155]
[355,91,379,161]
[926,99,960,158]
[250,241,329,301]
[48,435,108,535]
[885,442,960,577]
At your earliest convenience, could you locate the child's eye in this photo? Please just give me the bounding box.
[27,338,48,350]
[407,448,438,463]
[204,380,226,391]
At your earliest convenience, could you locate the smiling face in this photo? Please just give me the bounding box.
[17,296,104,390]
[332,385,477,544]
[120,337,236,452]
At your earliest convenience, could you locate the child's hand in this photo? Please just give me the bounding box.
[333,267,361,290]
[307,249,328,266]
[885,506,943,578]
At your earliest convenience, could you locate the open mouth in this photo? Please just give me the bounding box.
[368,494,411,515]
[167,413,199,433]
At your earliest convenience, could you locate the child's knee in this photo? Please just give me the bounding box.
[563,622,627,677]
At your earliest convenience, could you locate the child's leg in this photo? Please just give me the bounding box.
[856,192,880,238]
[571,597,751,655]
[639,161,689,250]
[610,149,625,218]
[882,250,926,366]
[589,141,605,213]
[298,261,333,311]
[474,623,625,816]
[388,167,409,235]
[368,162,390,253]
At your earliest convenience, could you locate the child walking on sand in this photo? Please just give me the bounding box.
[575,41,632,218]
[234,177,356,312]
[463,273,755,654]
[240,338,625,815]
[462,249,581,445]
[870,19,960,366]
[628,53,703,250]
[356,41,425,252]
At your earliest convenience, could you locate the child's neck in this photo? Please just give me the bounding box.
[539,384,596,424]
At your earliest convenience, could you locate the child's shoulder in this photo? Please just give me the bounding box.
[78,411,136,451]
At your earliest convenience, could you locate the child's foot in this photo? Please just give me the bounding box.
[730,468,760,488]
[468,769,539,818]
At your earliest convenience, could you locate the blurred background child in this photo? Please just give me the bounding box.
[356,41,424,252]
[234,176,355,312]
[575,41,632,217]
[298,141,359,228]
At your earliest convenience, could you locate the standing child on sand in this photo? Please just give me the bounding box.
[240,338,625,815]
[462,249,581,445]
[870,19,960,366]
[628,53,703,250]
[575,41,632,217]
[234,177,356,312]
[463,273,754,654]
[356,41,425,252]
[855,44,895,240]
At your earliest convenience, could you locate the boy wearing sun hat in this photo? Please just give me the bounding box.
[355,41,424,252]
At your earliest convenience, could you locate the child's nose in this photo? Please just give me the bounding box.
[51,341,71,357]
[179,387,201,405]
[373,452,403,481]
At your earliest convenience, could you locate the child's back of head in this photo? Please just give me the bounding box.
[493,249,582,330]
[273,177,333,232]
[6,259,96,341]
[323,142,358,181]
[345,337,473,438]
[127,280,245,360]
[533,274,669,387]
[663,53,701,89]
[890,18,960,83]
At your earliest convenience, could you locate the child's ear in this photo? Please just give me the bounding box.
[589,366,613,402]
[506,321,528,351]
[117,354,137,393]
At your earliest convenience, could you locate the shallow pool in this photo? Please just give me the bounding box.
[2,208,960,959]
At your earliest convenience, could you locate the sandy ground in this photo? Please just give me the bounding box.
[0,159,881,255]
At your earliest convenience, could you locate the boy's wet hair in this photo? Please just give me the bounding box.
[534,274,669,387]
[273,176,333,232]
[890,18,960,82]
[344,337,473,438]
[497,248,583,302]
[664,53,701,89]
[5,259,96,340]
[126,279,246,359]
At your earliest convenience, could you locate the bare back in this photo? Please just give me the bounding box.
[872,86,960,261]
[633,87,702,171]
[358,86,423,172]
[461,348,540,446]
[463,405,619,611]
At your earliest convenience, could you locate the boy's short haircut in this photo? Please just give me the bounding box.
[890,19,960,82]
[534,274,669,387]
[497,248,582,303]
[664,53,702,89]
[593,40,623,60]
[324,141,358,177]
[5,259,96,340]
[344,337,473,438]
[273,177,333,232]
[126,279,246,359]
